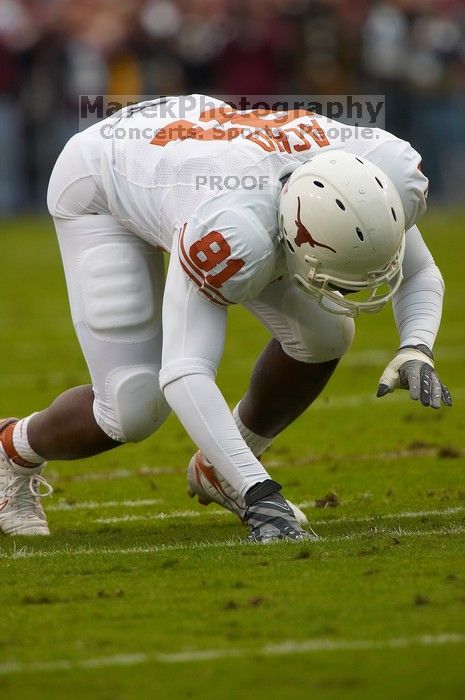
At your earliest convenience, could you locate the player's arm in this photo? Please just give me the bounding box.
[159,217,275,498]
[377,225,452,408]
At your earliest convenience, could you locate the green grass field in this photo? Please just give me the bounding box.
[0,211,464,699]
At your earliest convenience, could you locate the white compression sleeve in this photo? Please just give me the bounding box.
[163,375,270,497]
[160,237,270,498]
[393,226,444,350]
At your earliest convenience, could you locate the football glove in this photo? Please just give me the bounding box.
[377,344,452,409]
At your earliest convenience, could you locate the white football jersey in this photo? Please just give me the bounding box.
[95,94,428,305]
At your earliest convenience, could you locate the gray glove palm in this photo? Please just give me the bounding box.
[377,344,452,409]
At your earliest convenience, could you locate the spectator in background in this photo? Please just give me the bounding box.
[406,1,465,202]
[361,0,465,201]
[0,0,463,216]
[361,0,412,136]
[0,0,37,213]
[134,0,186,95]
[214,1,288,95]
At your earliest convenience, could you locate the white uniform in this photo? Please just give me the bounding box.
[47,95,438,497]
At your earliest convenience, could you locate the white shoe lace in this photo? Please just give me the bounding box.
[1,474,53,518]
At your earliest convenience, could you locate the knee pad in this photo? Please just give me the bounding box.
[79,242,159,342]
[95,365,171,443]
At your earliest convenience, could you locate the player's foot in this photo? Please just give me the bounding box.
[245,491,319,543]
[0,423,52,536]
[187,450,308,525]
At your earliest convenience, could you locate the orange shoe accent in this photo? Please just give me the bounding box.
[194,452,240,509]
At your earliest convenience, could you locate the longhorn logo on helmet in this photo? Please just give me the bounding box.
[294,197,336,253]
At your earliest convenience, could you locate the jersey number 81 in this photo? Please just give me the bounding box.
[188,231,245,288]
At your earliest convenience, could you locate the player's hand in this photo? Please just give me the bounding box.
[377,344,452,409]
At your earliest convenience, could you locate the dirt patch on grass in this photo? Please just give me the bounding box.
[438,445,461,459]
[414,594,431,606]
[315,492,340,508]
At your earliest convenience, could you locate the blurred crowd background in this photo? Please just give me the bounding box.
[0,0,464,215]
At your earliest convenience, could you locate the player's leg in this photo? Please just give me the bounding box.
[0,135,169,534]
[188,278,354,522]
[26,386,118,461]
[0,219,169,534]
[237,339,339,439]
[22,215,169,460]
[237,278,355,450]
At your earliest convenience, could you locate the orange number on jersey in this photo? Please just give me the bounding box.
[189,231,245,288]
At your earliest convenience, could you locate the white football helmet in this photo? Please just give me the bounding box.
[278,150,406,318]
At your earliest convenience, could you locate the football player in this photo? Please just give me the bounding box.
[0,95,451,540]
